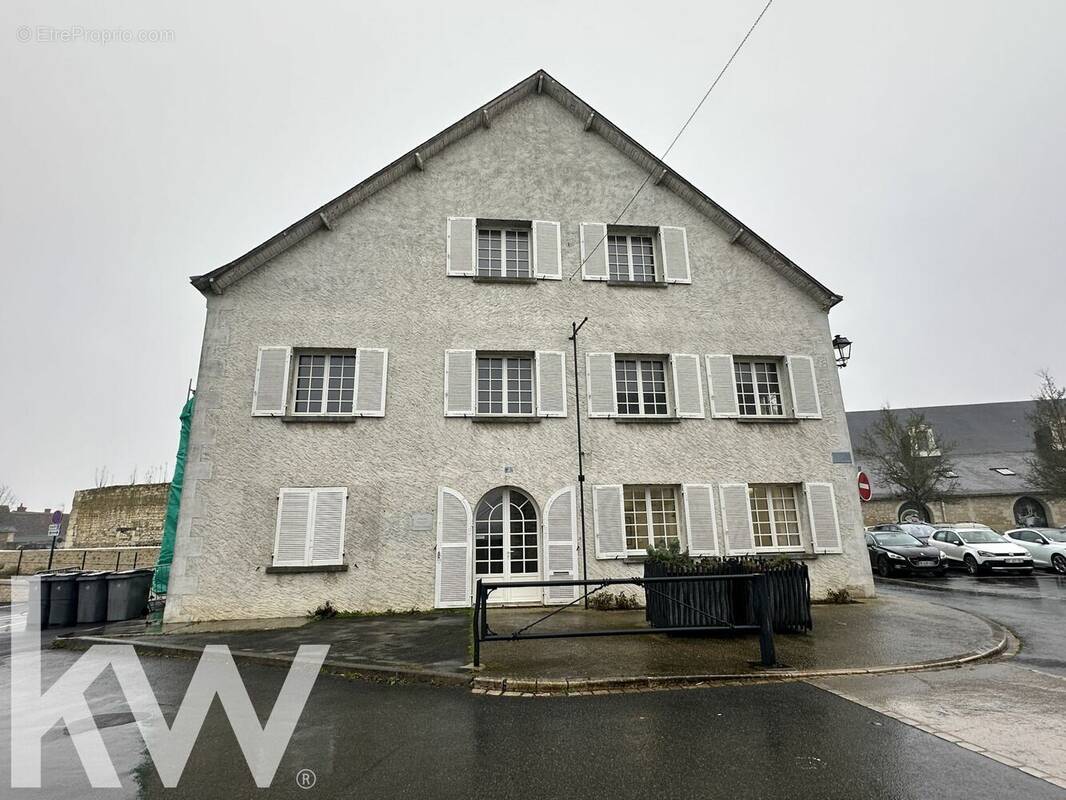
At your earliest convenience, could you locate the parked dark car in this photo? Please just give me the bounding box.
[866,522,938,546]
[865,531,947,578]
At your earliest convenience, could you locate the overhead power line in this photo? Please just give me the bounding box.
[567,0,775,280]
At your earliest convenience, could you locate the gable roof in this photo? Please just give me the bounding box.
[0,507,68,547]
[846,401,1041,498]
[191,69,842,308]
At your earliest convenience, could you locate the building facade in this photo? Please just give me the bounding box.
[0,505,66,549]
[164,71,874,623]
[847,401,1063,530]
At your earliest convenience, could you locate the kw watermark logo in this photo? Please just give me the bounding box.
[7,578,327,789]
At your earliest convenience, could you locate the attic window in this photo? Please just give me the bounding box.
[990,467,1016,476]
[945,471,959,479]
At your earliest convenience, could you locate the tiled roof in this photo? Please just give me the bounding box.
[846,401,1040,498]
[0,508,68,547]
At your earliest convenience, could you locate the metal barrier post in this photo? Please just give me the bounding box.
[81,551,87,569]
[15,548,24,575]
[755,574,777,667]
[472,579,483,668]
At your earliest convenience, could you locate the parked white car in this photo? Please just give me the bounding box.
[929,527,1034,575]
[1003,528,1066,574]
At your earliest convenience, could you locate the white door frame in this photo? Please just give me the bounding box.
[472,486,544,606]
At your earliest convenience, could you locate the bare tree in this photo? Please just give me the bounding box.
[0,484,17,508]
[1026,371,1066,496]
[94,466,111,488]
[855,406,958,515]
[129,466,138,485]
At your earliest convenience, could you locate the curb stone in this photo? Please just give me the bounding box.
[52,635,470,688]
[53,605,1010,697]
[472,627,1009,696]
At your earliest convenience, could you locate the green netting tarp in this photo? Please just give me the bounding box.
[152,394,195,595]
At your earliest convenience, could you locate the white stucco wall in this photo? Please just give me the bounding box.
[164,92,874,622]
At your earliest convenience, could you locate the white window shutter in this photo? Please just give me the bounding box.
[671,354,705,418]
[273,488,312,566]
[805,482,843,553]
[435,487,472,607]
[252,346,292,416]
[354,348,388,417]
[444,349,475,416]
[585,352,617,418]
[787,355,822,419]
[682,484,719,556]
[705,354,739,418]
[592,484,626,558]
[543,486,579,604]
[445,217,476,276]
[579,222,609,280]
[659,226,692,284]
[532,220,562,280]
[535,350,567,417]
[719,483,756,555]
[310,488,347,566]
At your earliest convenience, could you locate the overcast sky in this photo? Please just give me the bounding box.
[2,1,1064,510]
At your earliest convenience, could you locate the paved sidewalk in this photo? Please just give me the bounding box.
[53,594,1006,691]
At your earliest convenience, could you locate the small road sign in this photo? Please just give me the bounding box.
[51,510,63,525]
[857,471,872,502]
[48,524,61,537]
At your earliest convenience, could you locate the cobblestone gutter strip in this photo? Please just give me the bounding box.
[52,635,471,688]
[470,627,1010,696]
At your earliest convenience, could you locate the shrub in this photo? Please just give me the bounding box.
[823,587,853,604]
[588,591,642,611]
[307,600,338,620]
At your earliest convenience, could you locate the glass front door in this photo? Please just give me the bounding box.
[474,487,541,604]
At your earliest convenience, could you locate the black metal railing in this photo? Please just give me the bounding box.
[644,559,812,634]
[472,573,777,669]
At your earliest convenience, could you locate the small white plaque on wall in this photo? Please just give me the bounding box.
[411,512,434,531]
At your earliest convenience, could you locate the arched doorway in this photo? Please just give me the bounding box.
[898,501,931,523]
[1014,496,1048,527]
[474,487,541,605]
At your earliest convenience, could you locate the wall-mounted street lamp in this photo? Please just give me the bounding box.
[832,334,853,368]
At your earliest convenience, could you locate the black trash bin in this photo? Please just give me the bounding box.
[45,572,81,628]
[76,571,112,624]
[106,569,153,622]
[32,572,55,628]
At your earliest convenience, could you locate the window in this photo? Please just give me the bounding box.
[734,360,784,417]
[293,353,356,414]
[477,227,530,277]
[749,485,802,550]
[991,467,1017,476]
[615,357,669,415]
[1013,496,1048,527]
[607,234,656,282]
[623,486,680,553]
[477,355,534,415]
[909,425,940,457]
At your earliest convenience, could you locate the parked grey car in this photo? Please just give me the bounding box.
[1003,528,1066,574]
[866,522,938,545]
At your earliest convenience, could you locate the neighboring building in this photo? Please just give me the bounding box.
[847,401,1063,530]
[164,69,874,623]
[65,483,170,549]
[0,505,67,549]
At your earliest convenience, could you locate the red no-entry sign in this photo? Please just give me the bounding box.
[857,471,872,502]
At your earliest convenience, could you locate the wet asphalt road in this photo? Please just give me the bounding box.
[2,572,1065,799]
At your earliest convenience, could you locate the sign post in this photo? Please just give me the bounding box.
[45,509,62,571]
[857,471,872,503]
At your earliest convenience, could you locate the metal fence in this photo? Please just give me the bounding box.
[0,546,160,576]
[643,559,812,634]
[472,574,778,668]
